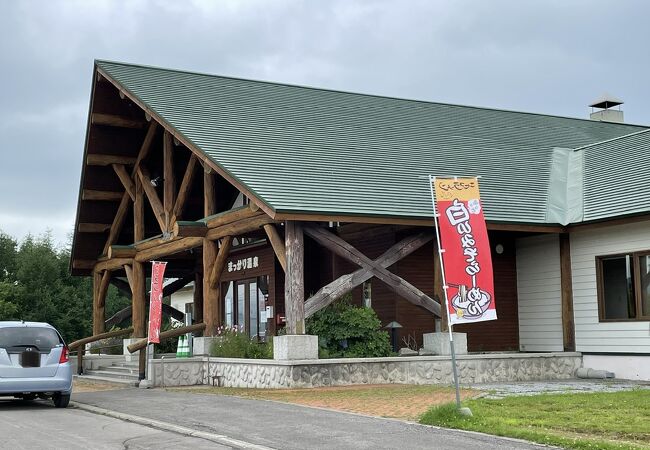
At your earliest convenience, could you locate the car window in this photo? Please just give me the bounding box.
[0,327,62,352]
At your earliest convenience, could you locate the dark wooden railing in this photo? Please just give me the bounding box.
[69,328,134,375]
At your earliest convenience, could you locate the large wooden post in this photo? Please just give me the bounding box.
[93,270,110,335]
[560,233,576,352]
[132,177,147,338]
[284,221,305,334]
[194,271,204,323]
[202,167,219,336]
[433,242,448,332]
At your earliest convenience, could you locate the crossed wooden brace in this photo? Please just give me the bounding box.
[303,226,442,318]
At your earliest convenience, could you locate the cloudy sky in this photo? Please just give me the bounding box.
[1,0,648,246]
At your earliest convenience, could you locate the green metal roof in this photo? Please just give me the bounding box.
[95,60,648,224]
[581,129,650,221]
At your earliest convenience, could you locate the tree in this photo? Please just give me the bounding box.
[0,230,131,343]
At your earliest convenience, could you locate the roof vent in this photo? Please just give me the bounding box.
[589,94,624,123]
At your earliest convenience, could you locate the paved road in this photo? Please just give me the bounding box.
[0,398,229,449]
[73,388,547,450]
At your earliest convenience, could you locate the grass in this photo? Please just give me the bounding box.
[420,389,650,449]
[170,384,475,421]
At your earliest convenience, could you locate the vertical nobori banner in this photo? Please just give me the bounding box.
[147,261,168,344]
[433,177,496,324]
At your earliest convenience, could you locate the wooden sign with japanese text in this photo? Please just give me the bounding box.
[433,177,496,324]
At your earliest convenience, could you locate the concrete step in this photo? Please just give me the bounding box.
[104,365,139,375]
[84,369,140,381]
[74,374,139,387]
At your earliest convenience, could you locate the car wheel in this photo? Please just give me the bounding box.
[52,393,70,408]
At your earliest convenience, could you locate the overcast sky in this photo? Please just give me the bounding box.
[1,0,648,246]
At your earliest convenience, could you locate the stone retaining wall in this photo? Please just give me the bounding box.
[150,352,582,388]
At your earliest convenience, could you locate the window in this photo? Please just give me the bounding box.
[597,251,650,321]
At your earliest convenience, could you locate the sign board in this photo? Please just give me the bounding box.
[432,177,496,325]
[147,261,167,344]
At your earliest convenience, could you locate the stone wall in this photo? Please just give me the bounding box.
[149,352,582,388]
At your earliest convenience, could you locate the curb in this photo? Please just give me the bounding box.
[71,401,275,450]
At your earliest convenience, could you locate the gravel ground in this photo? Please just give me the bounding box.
[470,378,650,398]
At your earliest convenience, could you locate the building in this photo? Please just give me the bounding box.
[71,60,650,380]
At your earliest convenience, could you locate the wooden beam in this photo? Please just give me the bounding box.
[203,239,218,336]
[134,176,145,242]
[123,264,134,292]
[209,236,233,288]
[94,270,111,335]
[82,189,123,201]
[135,237,203,262]
[204,204,266,229]
[205,215,274,241]
[91,113,145,129]
[94,257,133,273]
[304,232,433,317]
[98,119,157,258]
[163,130,175,231]
[132,121,159,176]
[560,233,576,352]
[107,245,136,259]
[112,164,135,201]
[273,211,567,233]
[106,302,185,330]
[285,221,305,334]
[78,223,111,233]
[102,193,131,255]
[86,154,137,166]
[69,327,134,351]
[137,166,167,232]
[304,226,441,317]
[172,154,197,223]
[127,323,206,353]
[132,260,146,337]
[109,277,131,296]
[264,224,287,272]
[173,221,207,238]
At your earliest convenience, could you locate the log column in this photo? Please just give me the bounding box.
[202,167,219,336]
[194,271,204,324]
[433,242,449,332]
[132,176,147,338]
[284,221,305,334]
[93,270,110,335]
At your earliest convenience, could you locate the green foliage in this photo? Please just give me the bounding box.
[306,295,392,358]
[420,389,650,450]
[210,326,273,359]
[0,230,131,343]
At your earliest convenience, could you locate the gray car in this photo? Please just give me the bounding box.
[0,321,72,407]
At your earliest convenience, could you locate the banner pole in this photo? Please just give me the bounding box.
[429,175,462,410]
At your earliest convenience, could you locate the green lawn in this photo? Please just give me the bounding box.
[420,389,650,449]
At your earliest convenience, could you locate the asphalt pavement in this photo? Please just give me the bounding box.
[72,388,548,450]
[0,397,229,449]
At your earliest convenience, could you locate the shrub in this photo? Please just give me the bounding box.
[210,325,273,359]
[306,295,392,358]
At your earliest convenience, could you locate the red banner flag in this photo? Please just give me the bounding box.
[147,261,168,344]
[432,177,496,325]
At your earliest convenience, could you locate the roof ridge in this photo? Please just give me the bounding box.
[95,59,649,129]
[572,127,650,152]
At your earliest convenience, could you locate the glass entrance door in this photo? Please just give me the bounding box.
[223,276,268,340]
